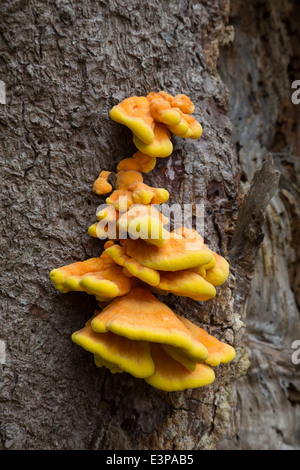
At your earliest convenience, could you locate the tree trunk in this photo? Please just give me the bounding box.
[218,0,300,450]
[0,0,296,450]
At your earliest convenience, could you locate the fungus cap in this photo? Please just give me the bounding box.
[133,123,173,158]
[178,315,236,367]
[88,219,120,240]
[50,257,112,293]
[167,109,202,139]
[88,223,101,239]
[170,94,195,114]
[162,345,197,372]
[117,151,156,174]
[118,203,169,227]
[105,243,216,301]
[117,204,169,246]
[116,170,143,189]
[93,171,112,196]
[105,244,161,287]
[147,94,182,126]
[147,91,195,114]
[123,258,161,286]
[49,254,136,299]
[109,96,155,145]
[128,182,169,206]
[158,270,216,301]
[148,91,174,103]
[145,344,215,392]
[172,226,204,243]
[204,253,230,287]
[106,190,134,212]
[122,233,213,271]
[96,205,119,225]
[72,323,155,378]
[91,287,209,362]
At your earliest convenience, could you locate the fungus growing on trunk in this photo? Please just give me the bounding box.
[93,170,113,195]
[109,91,202,157]
[132,122,173,158]
[91,288,210,363]
[203,252,230,287]
[177,316,236,367]
[121,232,213,271]
[49,252,138,300]
[145,344,215,392]
[105,244,160,286]
[117,151,156,174]
[109,96,155,145]
[72,322,155,379]
[147,93,183,126]
[115,171,144,193]
[50,90,235,392]
[157,270,217,301]
[106,179,169,211]
[166,109,203,139]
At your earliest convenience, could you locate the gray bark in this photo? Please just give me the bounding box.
[0,0,296,450]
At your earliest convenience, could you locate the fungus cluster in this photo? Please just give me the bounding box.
[50,91,235,392]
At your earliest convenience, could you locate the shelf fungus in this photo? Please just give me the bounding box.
[117,151,157,174]
[50,90,235,392]
[72,321,155,379]
[117,204,169,247]
[91,288,209,362]
[93,170,113,196]
[105,175,169,212]
[132,122,173,158]
[49,252,139,301]
[89,203,169,245]
[146,344,215,392]
[121,231,213,271]
[109,96,155,145]
[109,91,202,159]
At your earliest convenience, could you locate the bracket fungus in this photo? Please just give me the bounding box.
[109,96,155,145]
[117,151,157,174]
[105,244,161,286]
[50,91,235,392]
[177,315,236,367]
[72,322,155,379]
[49,252,139,301]
[120,231,213,271]
[105,176,169,212]
[146,344,215,392]
[93,170,113,196]
[132,122,173,158]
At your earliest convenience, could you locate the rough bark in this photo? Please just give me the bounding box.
[0,0,287,450]
[218,0,300,450]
